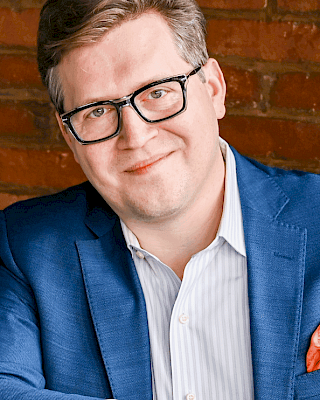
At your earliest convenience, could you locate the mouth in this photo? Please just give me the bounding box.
[125,152,173,175]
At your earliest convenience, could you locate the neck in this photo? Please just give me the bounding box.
[123,151,226,279]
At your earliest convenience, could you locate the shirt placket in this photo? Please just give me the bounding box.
[169,247,217,400]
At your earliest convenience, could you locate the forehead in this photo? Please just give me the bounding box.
[58,12,191,109]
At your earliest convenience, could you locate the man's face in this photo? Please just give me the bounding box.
[57,12,226,224]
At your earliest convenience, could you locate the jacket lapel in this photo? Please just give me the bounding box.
[76,198,152,400]
[233,150,307,400]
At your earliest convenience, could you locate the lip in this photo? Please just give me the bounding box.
[125,152,172,175]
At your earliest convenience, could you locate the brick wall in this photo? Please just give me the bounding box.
[1,0,320,209]
[200,0,320,173]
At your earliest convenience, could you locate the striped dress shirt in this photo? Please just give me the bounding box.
[121,138,254,400]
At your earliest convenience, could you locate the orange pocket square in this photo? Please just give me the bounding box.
[307,325,320,372]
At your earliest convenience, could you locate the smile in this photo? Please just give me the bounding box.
[125,153,173,175]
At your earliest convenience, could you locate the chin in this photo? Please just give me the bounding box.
[124,196,184,223]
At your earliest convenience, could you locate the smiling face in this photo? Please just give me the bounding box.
[56,12,226,224]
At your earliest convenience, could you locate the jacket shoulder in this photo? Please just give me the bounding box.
[232,147,320,198]
[4,183,89,223]
[2,182,113,239]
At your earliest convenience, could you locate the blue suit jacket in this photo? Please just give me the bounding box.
[1,148,320,400]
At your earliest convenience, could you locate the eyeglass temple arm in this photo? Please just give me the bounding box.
[187,65,202,78]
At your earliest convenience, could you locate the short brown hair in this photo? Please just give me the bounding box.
[37,0,209,113]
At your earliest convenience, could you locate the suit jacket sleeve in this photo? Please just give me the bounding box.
[0,211,106,400]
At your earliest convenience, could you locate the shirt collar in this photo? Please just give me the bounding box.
[121,218,141,252]
[121,138,246,258]
[218,138,246,257]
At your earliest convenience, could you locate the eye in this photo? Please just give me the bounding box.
[148,89,167,99]
[88,107,107,118]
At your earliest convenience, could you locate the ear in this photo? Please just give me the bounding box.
[55,111,80,164]
[201,58,226,119]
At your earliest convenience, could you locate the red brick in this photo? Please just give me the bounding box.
[219,115,320,161]
[207,19,320,63]
[0,8,40,47]
[0,104,41,137]
[0,147,86,188]
[0,193,33,210]
[270,73,320,111]
[222,65,260,105]
[278,0,320,12]
[0,55,42,87]
[198,0,266,9]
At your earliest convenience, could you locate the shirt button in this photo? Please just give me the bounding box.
[136,250,145,259]
[179,313,189,324]
[186,394,196,400]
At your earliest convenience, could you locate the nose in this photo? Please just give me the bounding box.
[117,105,158,150]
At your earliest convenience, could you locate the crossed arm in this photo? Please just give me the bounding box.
[0,211,111,400]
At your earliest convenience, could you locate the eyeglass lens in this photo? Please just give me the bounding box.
[70,80,184,142]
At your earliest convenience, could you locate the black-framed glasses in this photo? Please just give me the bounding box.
[60,65,202,145]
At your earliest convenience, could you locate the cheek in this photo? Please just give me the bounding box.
[183,100,220,164]
[191,80,218,119]
[73,145,117,184]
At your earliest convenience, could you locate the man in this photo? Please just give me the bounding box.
[1,0,320,399]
